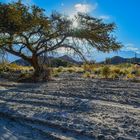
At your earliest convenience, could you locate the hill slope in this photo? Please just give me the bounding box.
[101,56,140,64]
[12,55,80,66]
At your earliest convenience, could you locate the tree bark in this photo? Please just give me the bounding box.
[30,54,51,82]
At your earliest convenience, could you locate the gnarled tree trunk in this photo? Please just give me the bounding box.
[30,54,51,82]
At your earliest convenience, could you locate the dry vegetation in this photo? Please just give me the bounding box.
[1,63,140,82]
[53,63,140,82]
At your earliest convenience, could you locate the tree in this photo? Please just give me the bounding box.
[101,66,111,79]
[0,48,7,64]
[0,1,122,80]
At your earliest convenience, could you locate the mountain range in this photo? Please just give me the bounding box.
[12,55,140,66]
[101,56,140,64]
[11,55,81,66]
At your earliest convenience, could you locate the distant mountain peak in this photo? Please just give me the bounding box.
[101,56,140,64]
[11,55,80,66]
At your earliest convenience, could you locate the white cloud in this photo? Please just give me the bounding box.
[74,3,97,13]
[67,3,97,28]
[99,15,110,20]
[125,44,138,51]
[121,43,140,54]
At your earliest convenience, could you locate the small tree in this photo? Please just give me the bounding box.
[101,66,111,79]
[0,49,7,64]
[0,1,122,81]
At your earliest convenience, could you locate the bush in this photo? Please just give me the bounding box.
[67,68,75,73]
[53,73,59,77]
[50,59,70,67]
[101,66,111,79]
[83,64,94,72]
[131,69,140,76]
[57,67,63,73]
[18,73,31,79]
[52,69,60,77]
[75,68,85,74]
[112,68,121,74]
[94,69,101,75]
[118,63,133,68]
[110,73,119,79]
[126,73,136,79]
[83,71,91,78]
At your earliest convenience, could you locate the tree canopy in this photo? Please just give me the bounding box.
[0,1,122,79]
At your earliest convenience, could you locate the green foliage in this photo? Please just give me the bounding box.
[101,66,111,79]
[50,59,70,67]
[0,2,48,34]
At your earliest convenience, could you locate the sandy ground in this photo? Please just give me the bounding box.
[0,73,140,140]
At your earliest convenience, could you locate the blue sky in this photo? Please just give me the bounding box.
[1,0,140,62]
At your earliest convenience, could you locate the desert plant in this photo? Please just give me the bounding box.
[94,69,101,75]
[83,71,91,78]
[67,68,75,73]
[126,73,136,79]
[57,67,63,73]
[83,64,96,72]
[53,73,59,77]
[75,68,85,74]
[112,68,121,74]
[110,73,119,79]
[101,66,111,79]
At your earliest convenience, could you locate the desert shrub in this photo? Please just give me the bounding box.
[50,59,70,67]
[19,73,30,79]
[67,68,75,73]
[94,69,101,75]
[53,73,59,77]
[83,64,94,72]
[75,68,85,74]
[57,67,63,73]
[119,70,125,75]
[0,63,9,72]
[83,71,91,78]
[122,69,130,75]
[126,73,136,79]
[101,66,111,79]
[131,69,140,76]
[52,68,60,77]
[118,63,133,68]
[112,68,121,74]
[110,73,119,79]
